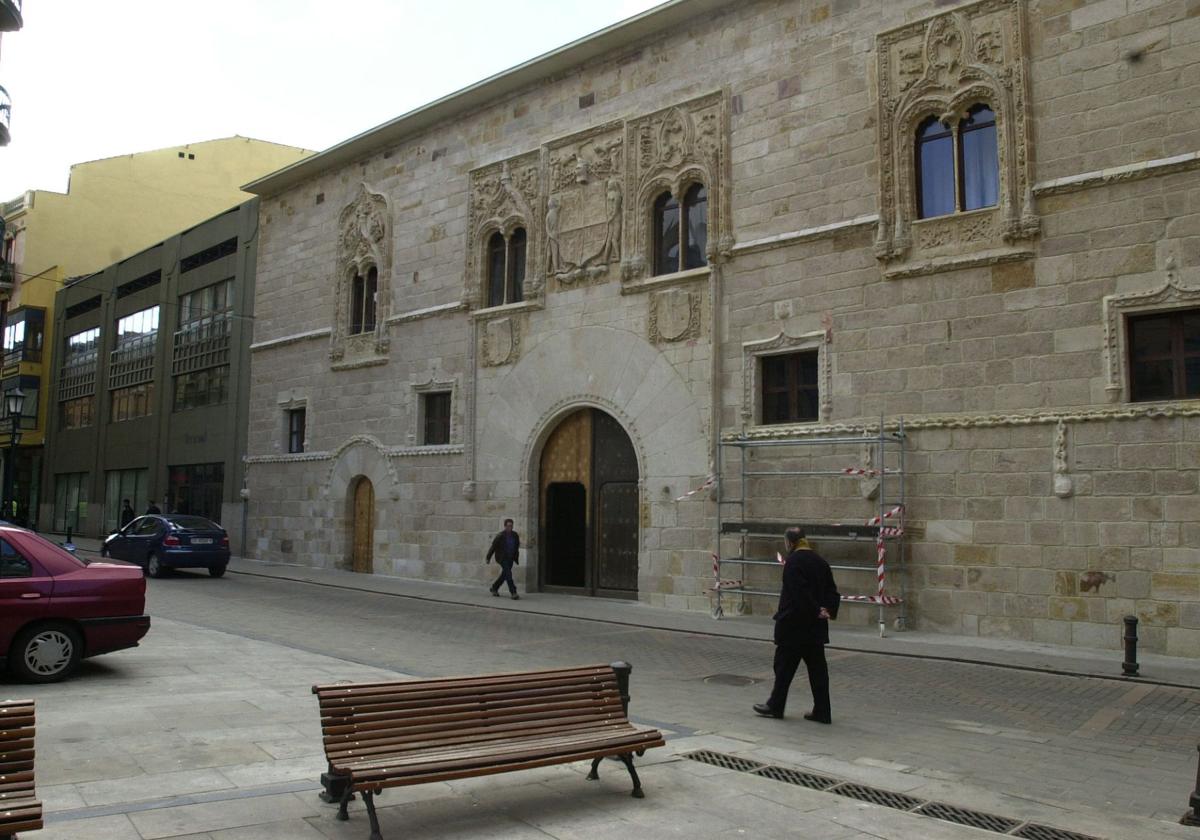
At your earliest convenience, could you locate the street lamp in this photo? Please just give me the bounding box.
[2,386,24,524]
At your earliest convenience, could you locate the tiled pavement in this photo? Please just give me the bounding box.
[4,547,1200,839]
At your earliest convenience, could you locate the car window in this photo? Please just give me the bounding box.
[0,538,32,578]
[168,516,221,530]
[134,518,162,536]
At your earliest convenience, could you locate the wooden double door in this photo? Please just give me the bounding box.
[540,408,638,597]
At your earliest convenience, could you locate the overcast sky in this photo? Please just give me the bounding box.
[0,0,663,200]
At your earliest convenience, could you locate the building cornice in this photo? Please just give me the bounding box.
[241,0,731,197]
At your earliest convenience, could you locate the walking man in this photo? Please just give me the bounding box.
[119,499,136,529]
[754,526,840,723]
[486,518,521,600]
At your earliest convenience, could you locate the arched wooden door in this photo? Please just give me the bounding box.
[351,477,374,574]
[539,408,638,596]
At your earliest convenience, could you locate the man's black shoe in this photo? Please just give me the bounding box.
[803,713,832,724]
[511,593,520,600]
[490,588,499,597]
[753,703,783,719]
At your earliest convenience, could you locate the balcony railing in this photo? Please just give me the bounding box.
[109,334,156,389]
[2,346,41,367]
[0,259,13,292]
[0,0,22,33]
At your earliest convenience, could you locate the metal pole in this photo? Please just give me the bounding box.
[2,417,14,523]
[1181,744,1200,826]
[1122,615,1139,676]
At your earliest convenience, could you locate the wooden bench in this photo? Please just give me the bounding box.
[0,700,42,840]
[312,662,664,840]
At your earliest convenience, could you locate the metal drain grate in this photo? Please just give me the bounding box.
[751,765,839,790]
[1013,825,1102,840]
[915,802,1022,833]
[683,750,764,773]
[830,782,924,811]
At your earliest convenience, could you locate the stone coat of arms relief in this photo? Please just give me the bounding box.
[874,0,1039,279]
[648,287,703,344]
[545,123,625,288]
[331,183,392,366]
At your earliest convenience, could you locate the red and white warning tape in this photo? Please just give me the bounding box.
[866,504,904,527]
[840,594,904,605]
[840,467,895,478]
[706,552,743,593]
[675,475,715,502]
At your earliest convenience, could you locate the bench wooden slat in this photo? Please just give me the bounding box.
[313,665,615,697]
[318,683,621,719]
[324,709,627,753]
[0,699,42,836]
[326,716,636,762]
[320,694,623,736]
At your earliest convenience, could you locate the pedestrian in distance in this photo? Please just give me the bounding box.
[119,499,136,529]
[486,518,521,600]
[754,526,840,723]
[145,500,161,515]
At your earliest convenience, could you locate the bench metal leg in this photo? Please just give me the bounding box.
[336,783,353,821]
[362,789,384,840]
[618,752,644,798]
[320,768,354,804]
[585,756,603,781]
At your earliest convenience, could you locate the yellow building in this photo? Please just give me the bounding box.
[0,135,313,526]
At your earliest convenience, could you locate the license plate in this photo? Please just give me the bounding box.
[191,538,213,545]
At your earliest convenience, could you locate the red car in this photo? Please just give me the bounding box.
[0,525,150,682]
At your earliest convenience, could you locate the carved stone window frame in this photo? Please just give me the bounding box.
[741,330,832,428]
[411,376,460,446]
[331,183,392,368]
[1103,264,1200,403]
[622,91,731,288]
[645,173,709,278]
[874,0,1039,278]
[276,391,310,454]
[479,221,529,309]
[467,152,544,315]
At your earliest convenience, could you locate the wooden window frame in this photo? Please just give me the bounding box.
[759,350,820,425]
[915,104,999,220]
[1127,309,1200,402]
[652,183,708,277]
[485,229,526,308]
[421,392,452,446]
[287,407,307,453]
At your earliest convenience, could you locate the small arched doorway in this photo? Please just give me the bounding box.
[539,408,638,597]
[350,476,374,574]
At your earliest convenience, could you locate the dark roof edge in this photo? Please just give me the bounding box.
[243,0,721,197]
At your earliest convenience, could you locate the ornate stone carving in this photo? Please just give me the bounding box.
[623,92,731,285]
[481,316,521,367]
[466,152,543,307]
[412,374,460,445]
[875,0,1038,276]
[741,330,832,425]
[648,288,702,344]
[1052,420,1073,498]
[544,124,625,287]
[1102,259,1200,400]
[330,183,392,366]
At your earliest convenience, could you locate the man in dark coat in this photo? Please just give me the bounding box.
[485,518,521,600]
[754,526,840,723]
[120,499,135,529]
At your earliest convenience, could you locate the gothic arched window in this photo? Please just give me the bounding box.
[350,266,378,335]
[653,184,708,276]
[486,227,526,308]
[915,103,999,219]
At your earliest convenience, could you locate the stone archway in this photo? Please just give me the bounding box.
[349,476,374,574]
[539,407,639,597]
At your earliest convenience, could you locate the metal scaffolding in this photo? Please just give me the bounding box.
[713,420,907,637]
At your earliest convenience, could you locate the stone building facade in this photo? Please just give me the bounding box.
[244,0,1200,654]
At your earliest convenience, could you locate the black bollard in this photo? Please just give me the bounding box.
[611,661,632,717]
[1182,745,1200,826]
[1122,615,1139,677]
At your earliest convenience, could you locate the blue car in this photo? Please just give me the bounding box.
[101,514,231,578]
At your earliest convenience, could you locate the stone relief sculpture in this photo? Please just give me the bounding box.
[481,317,521,367]
[648,287,702,344]
[331,183,392,365]
[874,0,1039,277]
[623,92,731,285]
[544,124,626,286]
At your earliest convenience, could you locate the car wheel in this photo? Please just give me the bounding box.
[209,565,227,578]
[10,622,82,683]
[147,553,167,578]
